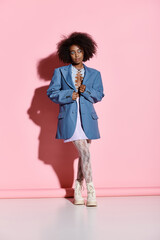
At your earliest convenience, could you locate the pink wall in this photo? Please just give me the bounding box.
[0,0,160,198]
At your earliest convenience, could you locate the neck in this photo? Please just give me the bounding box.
[72,62,84,69]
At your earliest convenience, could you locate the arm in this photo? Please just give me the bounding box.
[80,71,105,103]
[47,68,75,104]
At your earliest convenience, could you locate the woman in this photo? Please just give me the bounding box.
[47,32,105,207]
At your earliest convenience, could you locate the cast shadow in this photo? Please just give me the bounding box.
[27,52,78,198]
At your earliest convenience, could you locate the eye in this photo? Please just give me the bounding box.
[78,49,82,52]
[70,51,75,55]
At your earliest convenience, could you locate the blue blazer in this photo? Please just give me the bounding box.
[47,63,105,140]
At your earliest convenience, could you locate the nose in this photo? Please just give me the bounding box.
[75,52,79,58]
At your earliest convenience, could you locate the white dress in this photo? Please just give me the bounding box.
[64,64,88,143]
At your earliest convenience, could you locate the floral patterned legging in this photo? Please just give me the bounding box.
[72,139,92,183]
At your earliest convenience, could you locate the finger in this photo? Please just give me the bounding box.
[76,73,80,76]
[75,79,80,83]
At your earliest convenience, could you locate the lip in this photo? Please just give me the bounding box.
[75,58,80,61]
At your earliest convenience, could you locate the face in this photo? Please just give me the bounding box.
[69,45,84,64]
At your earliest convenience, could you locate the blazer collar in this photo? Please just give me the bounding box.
[60,63,90,91]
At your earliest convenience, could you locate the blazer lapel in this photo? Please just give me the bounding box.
[82,63,90,85]
[60,64,76,91]
[60,63,90,91]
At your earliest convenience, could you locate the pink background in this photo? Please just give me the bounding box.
[0,0,160,198]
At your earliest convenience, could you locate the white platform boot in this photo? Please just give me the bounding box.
[86,181,97,207]
[74,179,85,205]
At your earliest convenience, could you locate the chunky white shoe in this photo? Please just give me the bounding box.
[74,179,85,205]
[86,182,97,207]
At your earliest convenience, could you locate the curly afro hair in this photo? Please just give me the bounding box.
[56,31,98,63]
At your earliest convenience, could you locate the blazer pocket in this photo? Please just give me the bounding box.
[91,112,99,120]
[58,111,66,119]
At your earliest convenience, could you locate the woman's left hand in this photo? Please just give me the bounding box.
[79,84,86,93]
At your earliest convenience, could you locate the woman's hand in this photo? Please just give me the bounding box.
[72,91,79,100]
[75,72,83,89]
[79,84,86,93]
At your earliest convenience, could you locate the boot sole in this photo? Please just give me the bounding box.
[86,201,97,207]
[74,199,85,205]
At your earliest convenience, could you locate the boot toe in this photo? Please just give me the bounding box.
[86,200,97,207]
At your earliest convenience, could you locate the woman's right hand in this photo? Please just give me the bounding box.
[72,91,79,100]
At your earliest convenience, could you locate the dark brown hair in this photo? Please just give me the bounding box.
[56,31,98,63]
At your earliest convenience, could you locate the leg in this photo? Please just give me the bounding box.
[73,139,97,206]
[72,139,93,183]
[76,157,84,182]
[87,139,91,148]
[76,140,91,182]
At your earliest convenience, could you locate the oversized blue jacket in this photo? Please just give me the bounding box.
[46,63,105,140]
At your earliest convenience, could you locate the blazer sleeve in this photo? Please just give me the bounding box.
[80,71,105,103]
[47,68,75,104]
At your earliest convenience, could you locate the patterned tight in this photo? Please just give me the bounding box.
[72,139,92,183]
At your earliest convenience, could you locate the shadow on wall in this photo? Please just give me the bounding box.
[27,52,78,197]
